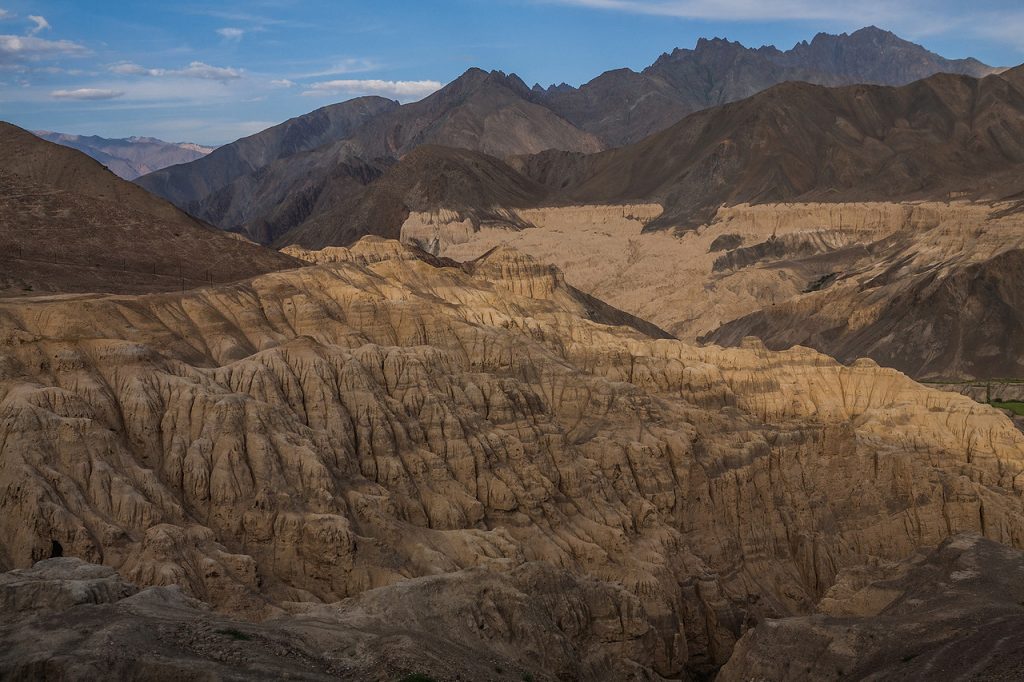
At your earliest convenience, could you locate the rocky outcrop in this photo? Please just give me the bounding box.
[3,239,1024,678]
[0,557,663,681]
[704,203,1024,380]
[718,534,1024,681]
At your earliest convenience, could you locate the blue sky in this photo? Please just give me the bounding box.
[2,0,1024,145]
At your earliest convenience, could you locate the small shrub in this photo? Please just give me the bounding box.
[214,627,252,641]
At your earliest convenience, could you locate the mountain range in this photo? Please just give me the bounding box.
[34,131,214,180]
[136,26,999,246]
[533,26,998,146]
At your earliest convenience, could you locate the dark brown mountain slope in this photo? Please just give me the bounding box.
[278,144,549,248]
[720,534,1024,681]
[134,28,999,246]
[0,122,299,295]
[534,26,999,146]
[136,96,399,207]
[139,69,601,245]
[345,68,603,160]
[536,65,1024,229]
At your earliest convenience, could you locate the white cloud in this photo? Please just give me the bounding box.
[294,57,380,79]
[0,34,88,62]
[0,9,11,20]
[270,78,295,87]
[109,60,243,81]
[109,62,151,75]
[26,14,49,35]
[301,79,442,100]
[216,27,244,40]
[51,87,124,100]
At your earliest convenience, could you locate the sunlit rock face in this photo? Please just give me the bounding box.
[3,238,1024,678]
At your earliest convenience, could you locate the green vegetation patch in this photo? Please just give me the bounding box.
[992,401,1024,415]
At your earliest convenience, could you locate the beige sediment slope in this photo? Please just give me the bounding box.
[408,200,1024,379]
[404,201,905,340]
[3,238,1024,678]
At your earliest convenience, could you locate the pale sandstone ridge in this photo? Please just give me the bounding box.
[416,200,1024,380]
[399,203,664,255]
[3,238,1024,678]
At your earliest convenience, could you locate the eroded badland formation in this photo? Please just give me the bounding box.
[5,26,1024,682]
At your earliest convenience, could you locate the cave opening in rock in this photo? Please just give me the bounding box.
[50,540,63,558]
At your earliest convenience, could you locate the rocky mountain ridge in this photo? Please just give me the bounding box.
[134,27,999,248]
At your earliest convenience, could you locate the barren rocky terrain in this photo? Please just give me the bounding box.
[7,20,1024,681]
[719,534,1024,680]
[3,237,1024,678]
[405,199,1024,381]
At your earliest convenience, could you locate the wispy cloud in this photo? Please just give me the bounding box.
[0,9,12,20]
[26,14,49,35]
[270,78,295,87]
[544,0,904,22]
[216,27,244,40]
[301,78,443,100]
[0,35,88,63]
[52,87,124,100]
[184,7,312,30]
[110,60,243,81]
[293,57,381,79]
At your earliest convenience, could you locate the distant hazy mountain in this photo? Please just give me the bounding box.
[532,26,1000,146]
[34,131,215,180]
